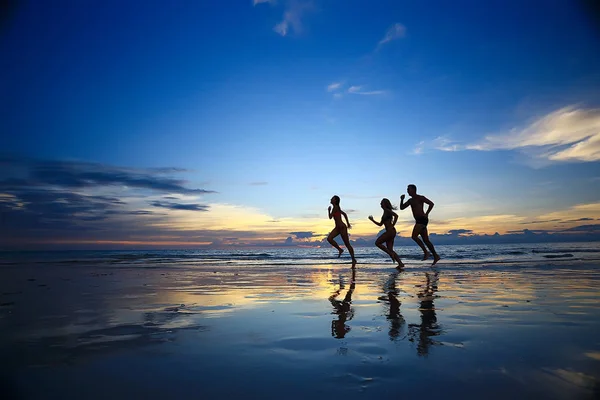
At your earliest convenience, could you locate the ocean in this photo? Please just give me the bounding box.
[2,242,600,269]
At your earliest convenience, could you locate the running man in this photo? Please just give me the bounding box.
[399,184,441,265]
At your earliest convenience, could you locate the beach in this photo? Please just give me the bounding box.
[1,244,599,399]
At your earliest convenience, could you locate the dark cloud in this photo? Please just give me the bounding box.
[0,156,214,195]
[0,155,216,245]
[520,219,562,224]
[507,228,552,234]
[289,231,314,239]
[150,201,209,212]
[447,229,473,236]
[558,217,595,224]
[126,210,159,216]
[562,224,600,233]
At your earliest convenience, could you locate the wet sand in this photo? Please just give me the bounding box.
[1,261,599,399]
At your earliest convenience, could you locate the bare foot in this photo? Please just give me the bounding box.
[395,263,405,270]
[338,249,344,258]
[422,252,431,261]
[432,255,441,265]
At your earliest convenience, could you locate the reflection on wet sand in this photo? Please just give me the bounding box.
[379,271,406,341]
[1,262,599,399]
[329,268,356,339]
[409,270,443,356]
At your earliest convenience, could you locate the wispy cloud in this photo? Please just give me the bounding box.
[377,23,406,48]
[412,141,425,155]
[150,201,209,212]
[347,85,387,96]
[432,136,464,152]
[326,81,347,99]
[468,106,600,163]
[327,82,342,92]
[253,0,276,5]
[415,106,600,165]
[273,1,313,37]
[250,181,268,186]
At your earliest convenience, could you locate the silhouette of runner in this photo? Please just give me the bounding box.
[327,195,357,264]
[400,184,441,265]
[369,198,404,269]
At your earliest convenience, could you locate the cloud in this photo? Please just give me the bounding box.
[558,217,594,224]
[432,136,464,152]
[468,106,600,162]
[327,82,342,92]
[561,224,600,233]
[327,83,387,98]
[520,219,562,225]
[0,156,213,195]
[0,156,217,245]
[412,141,425,155]
[422,107,600,164]
[250,181,268,186]
[377,23,406,47]
[0,187,166,242]
[447,229,473,236]
[532,202,600,225]
[347,85,387,96]
[150,201,209,212]
[411,136,463,154]
[289,231,314,239]
[272,1,313,37]
[0,155,338,248]
[253,0,276,5]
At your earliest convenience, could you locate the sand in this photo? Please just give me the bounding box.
[1,260,599,399]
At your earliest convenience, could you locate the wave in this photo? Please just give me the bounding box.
[532,248,600,254]
[2,243,599,268]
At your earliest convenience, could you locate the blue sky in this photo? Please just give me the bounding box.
[1,0,600,248]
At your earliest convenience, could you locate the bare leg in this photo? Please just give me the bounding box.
[420,228,440,265]
[386,235,404,269]
[327,228,343,257]
[340,229,357,263]
[412,224,429,260]
[376,232,401,267]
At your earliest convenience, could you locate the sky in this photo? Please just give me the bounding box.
[1,0,600,249]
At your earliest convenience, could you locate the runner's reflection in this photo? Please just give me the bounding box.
[409,271,442,356]
[379,270,406,341]
[329,268,356,339]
